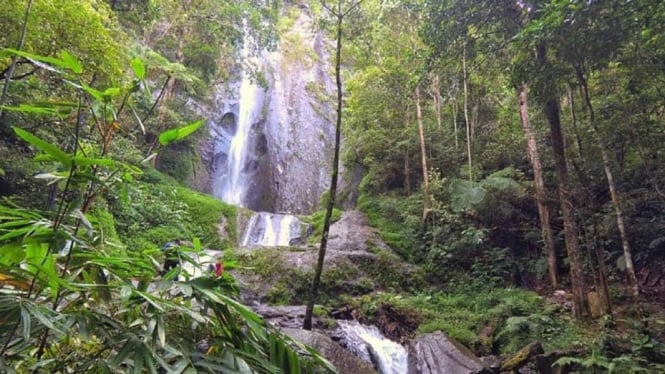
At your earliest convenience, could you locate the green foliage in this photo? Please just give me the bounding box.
[305,207,342,239]
[109,181,236,251]
[0,0,126,83]
[357,194,419,259]
[410,287,549,350]
[0,51,332,373]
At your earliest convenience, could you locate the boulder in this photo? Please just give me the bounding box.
[328,211,387,252]
[408,331,491,374]
[281,328,377,374]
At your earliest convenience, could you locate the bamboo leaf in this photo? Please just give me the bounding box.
[3,48,66,73]
[24,303,61,333]
[110,339,135,368]
[157,316,165,348]
[20,305,31,341]
[133,347,145,374]
[0,103,72,117]
[0,241,26,265]
[59,51,82,74]
[13,127,71,167]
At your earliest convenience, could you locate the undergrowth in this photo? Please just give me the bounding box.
[107,168,237,251]
[344,284,595,355]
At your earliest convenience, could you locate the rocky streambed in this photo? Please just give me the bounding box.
[230,210,527,374]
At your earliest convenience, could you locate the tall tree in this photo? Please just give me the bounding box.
[415,85,431,221]
[304,0,362,331]
[517,83,558,288]
[536,42,589,317]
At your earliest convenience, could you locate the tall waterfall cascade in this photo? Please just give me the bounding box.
[218,53,264,206]
[203,11,336,247]
[206,10,335,216]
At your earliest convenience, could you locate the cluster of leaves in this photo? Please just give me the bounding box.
[0,49,334,373]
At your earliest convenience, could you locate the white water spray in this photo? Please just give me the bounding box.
[219,27,264,206]
[337,320,409,374]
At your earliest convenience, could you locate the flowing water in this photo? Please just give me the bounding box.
[241,212,302,247]
[218,34,264,206]
[336,320,409,374]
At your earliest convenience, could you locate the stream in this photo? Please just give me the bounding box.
[336,320,409,374]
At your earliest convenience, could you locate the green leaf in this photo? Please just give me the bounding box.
[4,49,82,75]
[158,119,205,146]
[20,305,31,341]
[24,303,62,334]
[70,156,116,168]
[103,87,121,97]
[13,127,72,167]
[1,102,75,117]
[131,57,146,79]
[133,346,145,374]
[59,51,83,74]
[111,339,135,368]
[0,241,26,265]
[3,48,68,73]
[156,316,166,347]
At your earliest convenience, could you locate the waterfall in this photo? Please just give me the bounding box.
[336,320,409,374]
[277,214,296,246]
[215,41,263,206]
[242,212,304,247]
[263,213,277,246]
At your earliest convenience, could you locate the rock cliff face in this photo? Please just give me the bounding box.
[200,8,335,214]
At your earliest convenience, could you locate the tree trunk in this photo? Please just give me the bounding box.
[0,0,34,132]
[416,86,430,221]
[462,44,472,181]
[517,83,558,288]
[452,98,459,150]
[429,73,443,130]
[305,0,362,329]
[575,65,640,303]
[537,43,589,318]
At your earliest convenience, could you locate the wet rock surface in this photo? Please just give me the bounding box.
[327,210,388,252]
[234,210,421,305]
[408,332,491,374]
[199,9,335,214]
[281,328,378,374]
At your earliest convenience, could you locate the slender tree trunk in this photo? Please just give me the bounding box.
[305,0,362,329]
[517,83,558,288]
[0,0,34,131]
[452,98,458,150]
[575,65,640,303]
[416,86,430,221]
[432,74,442,129]
[404,107,411,194]
[462,44,472,181]
[567,85,585,158]
[537,44,589,318]
[567,88,595,199]
[592,221,613,315]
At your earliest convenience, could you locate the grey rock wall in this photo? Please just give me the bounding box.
[200,8,335,214]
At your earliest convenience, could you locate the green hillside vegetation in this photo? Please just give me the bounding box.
[1,0,665,373]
